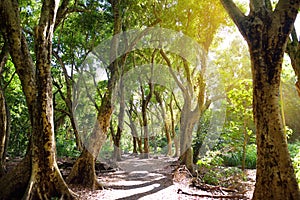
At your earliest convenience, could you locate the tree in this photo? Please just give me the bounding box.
[126,97,142,154]
[67,0,123,189]
[156,0,227,172]
[220,0,300,199]
[111,77,125,161]
[154,88,172,156]
[0,41,9,177]
[226,80,254,171]
[0,0,78,198]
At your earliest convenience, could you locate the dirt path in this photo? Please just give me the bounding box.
[75,154,254,199]
[76,154,191,199]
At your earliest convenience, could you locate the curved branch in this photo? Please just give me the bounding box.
[159,49,188,100]
[273,0,300,39]
[220,0,247,36]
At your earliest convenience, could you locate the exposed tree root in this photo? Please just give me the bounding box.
[22,164,78,200]
[0,155,30,200]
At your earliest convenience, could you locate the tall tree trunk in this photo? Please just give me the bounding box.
[221,0,300,199]
[0,86,9,178]
[179,103,198,173]
[251,55,299,199]
[112,77,125,161]
[132,136,138,154]
[169,97,180,157]
[155,90,172,156]
[67,97,112,189]
[161,51,206,173]
[0,43,9,177]
[126,99,139,155]
[24,0,76,198]
[141,102,150,159]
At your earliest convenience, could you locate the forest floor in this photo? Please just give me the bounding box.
[68,154,256,200]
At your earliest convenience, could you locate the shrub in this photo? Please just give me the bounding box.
[288,141,300,158]
[197,150,223,169]
[289,141,300,187]
[222,144,256,169]
[55,127,80,158]
[196,150,243,187]
[245,144,257,169]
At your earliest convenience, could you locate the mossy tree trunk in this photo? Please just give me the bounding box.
[221,0,300,199]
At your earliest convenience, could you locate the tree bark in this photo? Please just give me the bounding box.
[220,0,300,199]
[179,103,198,172]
